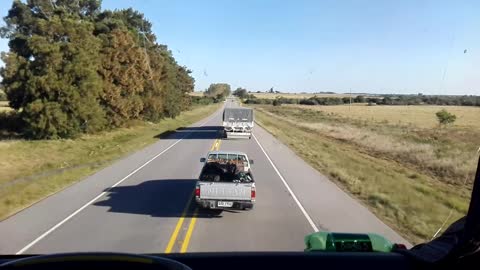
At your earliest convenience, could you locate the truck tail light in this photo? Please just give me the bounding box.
[195,185,200,198]
[251,186,256,202]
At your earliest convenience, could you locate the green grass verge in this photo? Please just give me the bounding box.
[253,106,470,244]
[0,104,221,220]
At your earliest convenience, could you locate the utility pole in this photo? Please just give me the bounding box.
[349,88,352,111]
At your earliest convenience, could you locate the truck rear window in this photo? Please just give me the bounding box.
[207,154,248,163]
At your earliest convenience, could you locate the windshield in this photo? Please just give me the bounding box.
[0,0,478,255]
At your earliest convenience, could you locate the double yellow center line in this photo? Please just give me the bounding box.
[211,138,221,152]
[163,138,222,253]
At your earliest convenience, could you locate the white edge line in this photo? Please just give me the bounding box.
[16,112,220,255]
[252,133,319,232]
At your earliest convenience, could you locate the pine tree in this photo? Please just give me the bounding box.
[97,28,149,126]
[1,0,106,138]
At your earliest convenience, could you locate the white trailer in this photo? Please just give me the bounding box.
[222,108,254,139]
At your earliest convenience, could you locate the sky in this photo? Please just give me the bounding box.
[0,0,479,95]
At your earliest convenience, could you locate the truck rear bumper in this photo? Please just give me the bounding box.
[195,199,254,210]
[224,131,252,139]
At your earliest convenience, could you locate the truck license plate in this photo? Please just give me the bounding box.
[218,201,233,207]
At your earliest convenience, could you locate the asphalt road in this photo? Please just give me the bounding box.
[0,100,409,254]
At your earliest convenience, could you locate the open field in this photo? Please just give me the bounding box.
[0,101,12,112]
[250,104,478,244]
[0,103,221,220]
[288,104,480,128]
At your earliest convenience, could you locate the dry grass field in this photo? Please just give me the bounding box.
[287,104,480,129]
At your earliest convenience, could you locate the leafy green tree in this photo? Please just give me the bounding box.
[383,96,393,105]
[354,95,366,103]
[436,109,456,127]
[205,83,231,99]
[233,87,248,99]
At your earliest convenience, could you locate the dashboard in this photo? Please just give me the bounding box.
[0,251,477,270]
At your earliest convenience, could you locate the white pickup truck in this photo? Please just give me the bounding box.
[195,151,255,210]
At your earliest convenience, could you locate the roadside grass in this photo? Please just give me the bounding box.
[252,105,473,244]
[0,104,221,220]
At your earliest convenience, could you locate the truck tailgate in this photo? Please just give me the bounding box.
[199,182,252,201]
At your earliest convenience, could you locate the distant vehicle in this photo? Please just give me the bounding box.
[222,108,254,139]
[196,151,255,210]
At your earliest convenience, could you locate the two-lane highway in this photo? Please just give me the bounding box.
[0,100,409,254]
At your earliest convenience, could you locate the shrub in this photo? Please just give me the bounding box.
[191,96,216,105]
[436,109,456,126]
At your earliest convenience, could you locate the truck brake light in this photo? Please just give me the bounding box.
[195,186,200,198]
[251,186,256,201]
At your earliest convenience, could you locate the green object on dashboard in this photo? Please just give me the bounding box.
[304,232,394,252]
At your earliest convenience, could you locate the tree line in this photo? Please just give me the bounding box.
[243,94,480,107]
[204,83,231,99]
[189,83,232,105]
[0,0,195,139]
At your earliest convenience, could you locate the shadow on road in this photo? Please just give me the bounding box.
[93,179,225,218]
[177,126,222,131]
[154,126,222,140]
